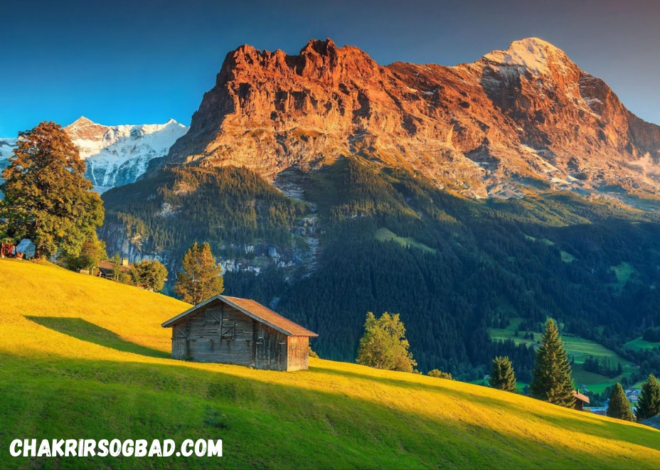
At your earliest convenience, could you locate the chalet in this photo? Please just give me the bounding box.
[573,390,590,411]
[162,295,318,371]
[97,258,132,279]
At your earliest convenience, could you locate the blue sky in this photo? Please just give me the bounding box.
[1,0,659,136]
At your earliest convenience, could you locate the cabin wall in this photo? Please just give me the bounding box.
[169,299,312,371]
[171,301,255,366]
[287,336,309,371]
[254,322,288,371]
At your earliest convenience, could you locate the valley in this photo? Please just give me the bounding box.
[1,259,659,468]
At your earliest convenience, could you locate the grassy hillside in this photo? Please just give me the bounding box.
[1,260,660,468]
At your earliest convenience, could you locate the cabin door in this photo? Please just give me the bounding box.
[254,323,268,369]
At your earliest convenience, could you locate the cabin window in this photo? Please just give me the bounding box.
[205,307,222,324]
[220,321,235,340]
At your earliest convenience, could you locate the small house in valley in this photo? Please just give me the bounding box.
[572,390,590,411]
[97,258,132,279]
[162,295,318,371]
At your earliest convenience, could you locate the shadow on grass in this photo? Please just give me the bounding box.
[25,316,169,358]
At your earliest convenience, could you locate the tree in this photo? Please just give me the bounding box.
[63,232,107,272]
[129,260,168,292]
[428,369,452,380]
[530,319,575,408]
[356,312,417,372]
[0,122,104,258]
[607,383,634,421]
[174,242,224,304]
[636,374,660,421]
[489,356,517,392]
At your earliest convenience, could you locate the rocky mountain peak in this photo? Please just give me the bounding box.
[156,38,660,200]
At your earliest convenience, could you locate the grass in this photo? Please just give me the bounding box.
[626,337,660,351]
[610,262,635,290]
[375,227,437,254]
[1,259,660,468]
[489,319,635,394]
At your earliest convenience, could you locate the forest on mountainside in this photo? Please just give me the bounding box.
[101,158,660,378]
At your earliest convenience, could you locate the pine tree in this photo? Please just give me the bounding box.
[356,312,417,372]
[174,242,224,304]
[0,122,104,258]
[607,383,634,421]
[489,356,517,392]
[530,319,575,408]
[636,374,660,421]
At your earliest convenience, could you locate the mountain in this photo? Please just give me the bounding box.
[2,258,660,468]
[0,118,187,193]
[150,37,660,200]
[65,117,187,192]
[101,38,660,381]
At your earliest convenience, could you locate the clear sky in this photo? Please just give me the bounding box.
[1,0,659,136]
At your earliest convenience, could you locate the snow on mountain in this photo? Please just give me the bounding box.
[0,118,187,193]
[0,138,17,185]
[65,117,187,192]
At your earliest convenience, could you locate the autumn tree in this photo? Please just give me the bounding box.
[356,312,417,372]
[636,374,660,421]
[489,356,518,392]
[530,319,575,408]
[428,369,452,380]
[130,260,168,292]
[174,242,224,304]
[0,122,104,258]
[607,383,634,421]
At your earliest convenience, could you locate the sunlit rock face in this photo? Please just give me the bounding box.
[152,37,660,199]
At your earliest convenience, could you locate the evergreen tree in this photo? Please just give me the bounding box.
[356,312,417,372]
[62,232,107,272]
[607,383,634,421]
[174,242,224,304]
[636,374,660,421]
[489,356,517,392]
[0,122,104,258]
[129,260,168,292]
[530,319,575,408]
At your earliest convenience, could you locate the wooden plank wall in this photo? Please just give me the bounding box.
[170,300,255,366]
[254,322,288,371]
[287,336,309,371]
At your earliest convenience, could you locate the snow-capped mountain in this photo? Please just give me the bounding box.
[0,118,187,193]
[0,138,17,185]
[65,117,187,192]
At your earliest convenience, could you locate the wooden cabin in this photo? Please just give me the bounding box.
[162,295,318,371]
[573,390,590,411]
[97,258,132,279]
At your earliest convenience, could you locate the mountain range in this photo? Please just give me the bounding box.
[0,117,187,192]
[7,37,660,379]
[150,37,660,200]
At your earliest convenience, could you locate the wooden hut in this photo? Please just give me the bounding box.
[572,390,590,411]
[162,295,317,371]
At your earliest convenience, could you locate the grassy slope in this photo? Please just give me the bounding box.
[489,319,635,394]
[374,227,437,254]
[1,260,659,468]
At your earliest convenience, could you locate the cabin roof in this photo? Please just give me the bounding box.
[98,260,132,273]
[161,295,318,337]
[572,390,590,404]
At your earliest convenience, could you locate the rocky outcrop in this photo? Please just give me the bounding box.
[151,37,660,199]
